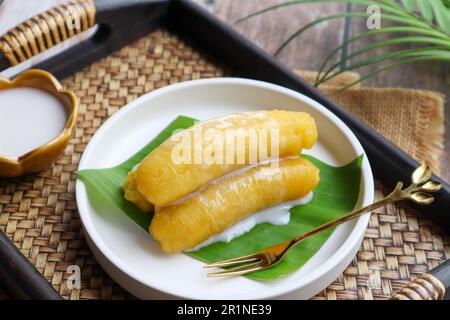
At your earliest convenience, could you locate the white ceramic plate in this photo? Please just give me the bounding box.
[76,78,374,300]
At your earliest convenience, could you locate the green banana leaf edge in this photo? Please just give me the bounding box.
[77,115,363,280]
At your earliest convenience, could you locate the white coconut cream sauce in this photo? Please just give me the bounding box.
[0,87,68,158]
[187,192,313,251]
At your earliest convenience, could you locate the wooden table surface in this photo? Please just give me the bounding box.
[211,0,450,182]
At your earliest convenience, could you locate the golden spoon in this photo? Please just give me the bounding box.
[205,163,442,277]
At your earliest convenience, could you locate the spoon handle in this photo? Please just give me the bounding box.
[391,259,450,300]
[292,197,393,243]
[293,164,443,245]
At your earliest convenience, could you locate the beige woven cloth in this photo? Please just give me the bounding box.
[297,70,445,173]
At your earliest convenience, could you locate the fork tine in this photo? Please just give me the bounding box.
[207,261,266,277]
[204,253,262,269]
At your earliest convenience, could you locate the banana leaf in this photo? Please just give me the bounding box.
[77,115,363,280]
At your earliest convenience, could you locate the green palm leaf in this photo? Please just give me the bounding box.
[316,36,450,85]
[417,0,434,23]
[401,0,414,12]
[318,46,449,85]
[236,0,450,88]
[274,12,370,56]
[315,26,449,85]
[334,54,450,91]
[274,12,447,57]
[430,0,450,32]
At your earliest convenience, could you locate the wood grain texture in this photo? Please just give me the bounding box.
[213,0,449,182]
[214,0,347,70]
[346,5,450,182]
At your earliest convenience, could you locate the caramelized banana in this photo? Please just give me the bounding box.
[130,110,317,207]
[150,157,319,253]
[123,170,153,213]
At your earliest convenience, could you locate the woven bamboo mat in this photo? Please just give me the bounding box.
[0,29,448,300]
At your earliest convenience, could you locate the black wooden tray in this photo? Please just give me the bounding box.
[0,0,448,300]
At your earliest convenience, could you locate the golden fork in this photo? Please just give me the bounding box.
[204,163,442,277]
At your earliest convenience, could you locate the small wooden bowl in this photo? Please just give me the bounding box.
[0,69,78,177]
